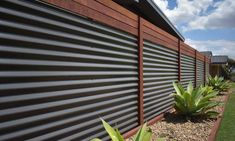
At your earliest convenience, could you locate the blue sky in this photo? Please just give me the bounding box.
[153,0,235,59]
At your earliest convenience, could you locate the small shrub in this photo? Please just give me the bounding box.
[207,75,230,92]
[200,85,218,96]
[91,119,165,141]
[172,82,220,118]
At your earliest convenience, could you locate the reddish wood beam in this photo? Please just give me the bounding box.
[123,113,165,139]
[147,114,164,125]
[178,40,181,82]
[73,0,138,28]
[123,126,139,139]
[142,18,178,42]
[42,0,138,35]
[123,111,170,139]
[143,33,178,51]
[138,16,144,125]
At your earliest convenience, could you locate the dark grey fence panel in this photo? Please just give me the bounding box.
[197,60,205,86]
[0,0,139,140]
[181,55,195,88]
[143,40,177,121]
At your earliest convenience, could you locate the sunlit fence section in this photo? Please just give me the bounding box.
[143,41,178,121]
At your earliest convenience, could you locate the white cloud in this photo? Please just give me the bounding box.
[187,0,235,31]
[153,0,213,26]
[153,1,235,60]
[153,0,235,31]
[153,0,168,12]
[185,39,235,59]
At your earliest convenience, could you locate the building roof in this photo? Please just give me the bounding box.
[200,51,213,58]
[113,0,185,41]
[211,56,228,64]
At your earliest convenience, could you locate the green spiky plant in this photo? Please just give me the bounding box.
[172,82,220,118]
[200,85,218,96]
[207,75,230,92]
[91,119,165,141]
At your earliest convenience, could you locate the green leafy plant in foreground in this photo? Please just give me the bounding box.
[172,82,220,118]
[91,119,165,141]
[207,75,230,92]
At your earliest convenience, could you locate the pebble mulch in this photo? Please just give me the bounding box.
[127,95,226,141]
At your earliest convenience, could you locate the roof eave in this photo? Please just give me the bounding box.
[146,0,185,41]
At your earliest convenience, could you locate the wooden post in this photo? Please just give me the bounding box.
[195,50,197,87]
[178,40,181,82]
[138,16,144,125]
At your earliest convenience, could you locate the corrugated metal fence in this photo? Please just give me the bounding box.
[143,40,177,121]
[0,0,210,140]
[181,54,196,88]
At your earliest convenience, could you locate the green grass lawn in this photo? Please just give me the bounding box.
[231,82,235,88]
[216,82,235,141]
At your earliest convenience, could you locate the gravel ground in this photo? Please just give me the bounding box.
[127,95,226,141]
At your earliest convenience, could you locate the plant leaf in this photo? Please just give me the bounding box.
[115,128,125,141]
[101,119,119,141]
[187,81,193,94]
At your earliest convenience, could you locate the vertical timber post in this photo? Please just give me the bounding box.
[195,50,197,87]
[138,16,144,125]
[178,40,181,82]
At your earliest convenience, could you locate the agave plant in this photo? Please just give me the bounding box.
[91,119,124,141]
[91,119,165,141]
[207,75,230,92]
[172,82,220,117]
[200,85,218,96]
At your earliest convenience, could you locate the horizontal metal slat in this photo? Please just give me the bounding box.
[0,86,138,104]
[144,95,172,109]
[144,57,178,65]
[0,31,137,55]
[144,68,178,72]
[145,104,173,121]
[144,76,178,82]
[144,45,178,59]
[0,59,137,69]
[144,62,178,69]
[143,72,178,77]
[0,92,137,117]
[0,6,137,49]
[0,100,137,130]
[144,80,175,87]
[143,51,177,62]
[1,0,137,41]
[0,71,138,77]
[0,33,138,62]
[1,106,138,141]
[144,99,174,118]
[0,19,137,49]
[144,83,173,92]
[144,41,178,55]
[62,114,138,141]
[0,42,137,59]
[144,87,174,98]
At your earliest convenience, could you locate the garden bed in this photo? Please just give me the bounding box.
[127,94,227,141]
[152,94,226,141]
